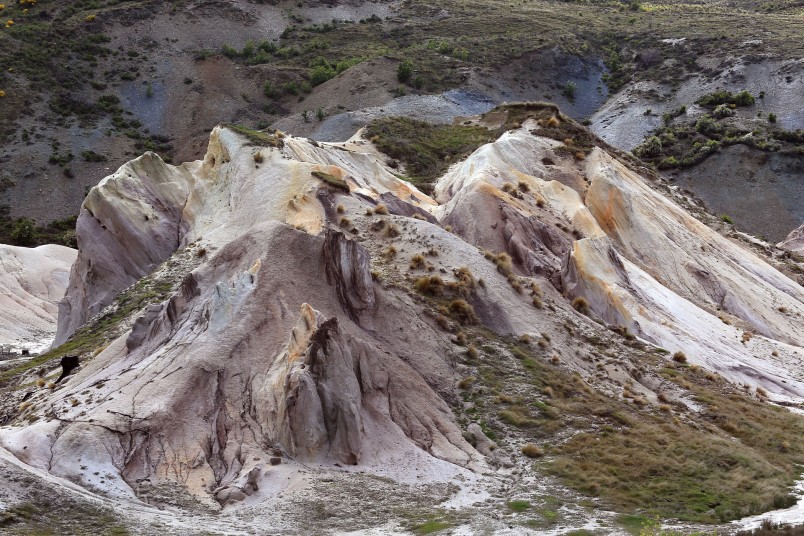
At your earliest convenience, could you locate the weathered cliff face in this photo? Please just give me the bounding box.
[0,244,76,354]
[54,154,200,346]
[3,111,803,521]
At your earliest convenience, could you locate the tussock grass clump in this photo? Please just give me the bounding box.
[435,315,451,331]
[521,443,545,458]
[491,252,513,277]
[672,351,687,364]
[466,344,479,359]
[454,332,468,346]
[448,299,478,325]
[458,376,475,389]
[409,253,426,270]
[571,296,589,314]
[382,245,397,260]
[452,267,476,292]
[384,224,401,238]
[253,151,264,164]
[414,275,444,296]
[374,203,389,215]
[507,274,523,293]
[500,407,536,427]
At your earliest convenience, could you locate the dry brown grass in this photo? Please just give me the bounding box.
[382,245,397,260]
[492,252,513,276]
[521,443,545,458]
[672,351,688,364]
[458,376,475,389]
[384,224,401,238]
[571,296,589,314]
[410,253,426,270]
[500,408,535,427]
[414,275,444,296]
[448,299,478,325]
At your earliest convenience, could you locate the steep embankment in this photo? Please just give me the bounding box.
[1,106,803,533]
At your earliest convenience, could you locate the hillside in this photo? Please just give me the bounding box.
[0,104,802,534]
[0,0,803,245]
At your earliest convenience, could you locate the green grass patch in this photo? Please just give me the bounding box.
[222,124,285,148]
[537,508,559,523]
[617,514,652,535]
[411,519,453,534]
[0,498,130,535]
[506,500,531,512]
[363,117,496,193]
[311,170,350,191]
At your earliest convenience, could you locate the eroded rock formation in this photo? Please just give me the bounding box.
[3,110,803,514]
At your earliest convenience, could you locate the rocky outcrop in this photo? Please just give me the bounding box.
[322,231,375,321]
[3,130,484,506]
[434,119,804,398]
[55,153,198,346]
[582,148,804,348]
[0,244,76,354]
[779,223,804,255]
